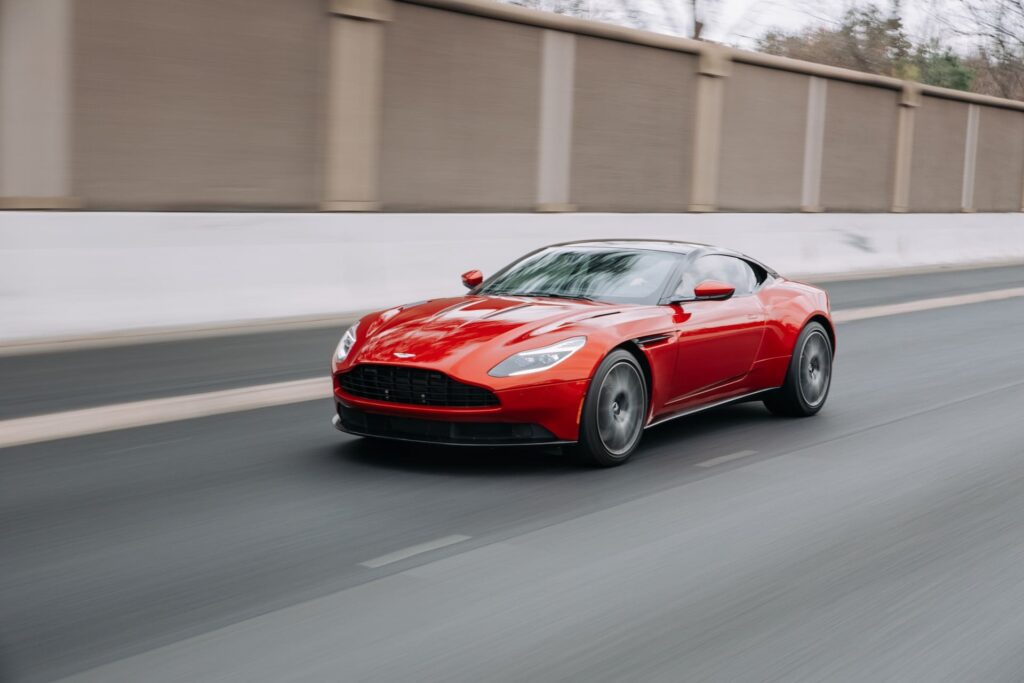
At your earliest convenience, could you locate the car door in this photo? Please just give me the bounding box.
[667,255,767,403]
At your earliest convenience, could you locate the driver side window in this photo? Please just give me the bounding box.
[674,255,758,299]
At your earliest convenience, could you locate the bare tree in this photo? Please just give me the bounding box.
[956,0,1024,98]
[690,0,705,39]
[758,5,913,76]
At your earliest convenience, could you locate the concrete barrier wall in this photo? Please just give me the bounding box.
[910,96,968,212]
[72,0,327,209]
[976,107,1024,212]
[3,0,1024,213]
[3,212,1023,344]
[570,38,696,212]
[717,65,807,212]
[820,82,899,212]
[380,4,542,210]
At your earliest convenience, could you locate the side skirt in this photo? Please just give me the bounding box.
[645,388,777,429]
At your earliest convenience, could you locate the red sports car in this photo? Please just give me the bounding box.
[332,240,834,466]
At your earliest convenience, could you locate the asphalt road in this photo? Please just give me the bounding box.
[4,262,1024,420]
[3,266,1024,682]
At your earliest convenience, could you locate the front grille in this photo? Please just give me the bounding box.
[337,365,499,407]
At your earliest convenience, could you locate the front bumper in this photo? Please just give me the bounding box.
[333,408,570,446]
[333,377,588,444]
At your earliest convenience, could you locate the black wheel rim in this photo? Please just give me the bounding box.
[798,330,831,408]
[596,362,645,456]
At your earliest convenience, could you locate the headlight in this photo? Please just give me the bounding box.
[489,336,586,377]
[334,322,359,361]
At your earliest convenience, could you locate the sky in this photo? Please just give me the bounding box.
[708,0,957,45]
[517,0,962,48]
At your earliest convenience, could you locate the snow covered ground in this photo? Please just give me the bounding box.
[2,211,1022,344]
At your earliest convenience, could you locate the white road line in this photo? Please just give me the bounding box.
[3,286,1024,449]
[695,450,758,468]
[833,286,1024,323]
[0,378,330,449]
[360,535,472,569]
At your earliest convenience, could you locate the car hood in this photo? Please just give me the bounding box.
[354,296,616,367]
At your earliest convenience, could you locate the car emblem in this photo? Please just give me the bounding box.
[393,352,415,359]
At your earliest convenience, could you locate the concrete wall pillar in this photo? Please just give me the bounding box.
[800,77,827,212]
[891,82,919,212]
[535,30,575,212]
[1021,133,1024,212]
[322,0,393,212]
[961,104,980,212]
[0,0,76,208]
[688,46,729,212]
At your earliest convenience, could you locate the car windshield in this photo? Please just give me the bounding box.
[479,247,681,305]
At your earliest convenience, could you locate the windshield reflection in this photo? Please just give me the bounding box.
[479,248,680,305]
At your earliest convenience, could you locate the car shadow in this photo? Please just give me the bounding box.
[331,401,782,476]
[334,437,581,476]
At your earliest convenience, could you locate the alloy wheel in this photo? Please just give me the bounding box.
[596,361,645,456]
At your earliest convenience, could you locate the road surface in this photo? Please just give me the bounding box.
[3,265,1024,682]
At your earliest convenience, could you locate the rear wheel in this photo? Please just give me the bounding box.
[572,350,647,467]
[763,321,832,417]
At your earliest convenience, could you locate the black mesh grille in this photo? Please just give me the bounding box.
[336,405,557,445]
[338,365,499,407]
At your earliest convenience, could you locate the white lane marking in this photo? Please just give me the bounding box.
[833,286,1024,323]
[360,535,472,569]
[4,286,1024,449]
[695,450,758,468]
[0,378,330,449]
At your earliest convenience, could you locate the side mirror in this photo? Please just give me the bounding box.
[693,280,735,301]
[461,269,484,289]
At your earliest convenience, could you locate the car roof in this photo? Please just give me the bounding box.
[547,239,778,276]
[553,239,705,255]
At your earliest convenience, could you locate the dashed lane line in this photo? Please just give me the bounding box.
[360,535,473,569]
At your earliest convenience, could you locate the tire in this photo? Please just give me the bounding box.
[763,321,833,417]
[572,349,648,467]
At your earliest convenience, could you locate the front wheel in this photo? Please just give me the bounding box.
[572,350,648,467]
[763,321,833,417]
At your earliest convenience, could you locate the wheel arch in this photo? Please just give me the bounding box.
[617,341,654,414]
[805,314,836,355]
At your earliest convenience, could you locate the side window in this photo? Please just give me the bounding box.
[674,255,758,298]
